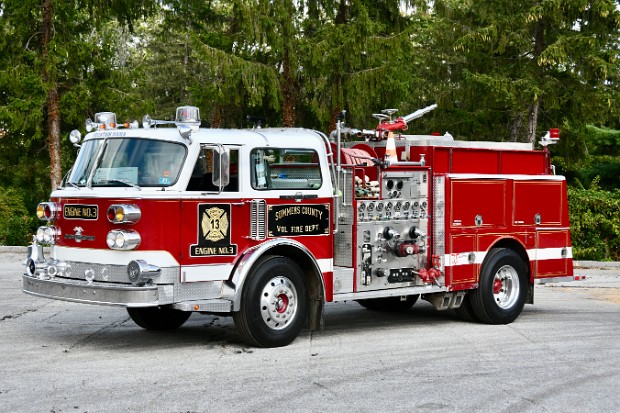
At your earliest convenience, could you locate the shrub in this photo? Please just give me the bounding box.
[0,188,36,246]
[568,186,620,261]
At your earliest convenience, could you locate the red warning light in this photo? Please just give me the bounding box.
[549,128,560,140]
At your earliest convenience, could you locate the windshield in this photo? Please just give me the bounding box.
[68,138,187,187]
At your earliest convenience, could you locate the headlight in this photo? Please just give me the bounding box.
[106,230,141,250]
[107,204,141,224]
[36,202,60,221]
[35,226,60,244]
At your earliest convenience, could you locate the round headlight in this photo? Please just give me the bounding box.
[115,232,126,248]
[106,232,116,248]
[106,230,140,250]
[35,226,59,245]
[36,227,46,243]
[43,227,53,243]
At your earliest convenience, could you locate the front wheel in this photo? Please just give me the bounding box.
[470,248,528,324]
[127,306,191,330]
[233,255,308,347]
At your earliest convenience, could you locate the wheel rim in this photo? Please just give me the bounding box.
[492,265,520,309]
[260,276,298,330]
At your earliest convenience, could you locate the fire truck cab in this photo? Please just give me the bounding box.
[23,106,573,347]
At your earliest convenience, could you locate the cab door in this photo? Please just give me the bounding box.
[249,147,333,265]
[180,144,251,282]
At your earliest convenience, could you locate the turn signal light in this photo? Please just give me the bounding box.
[107,204,141,224]
[36,202,60,221]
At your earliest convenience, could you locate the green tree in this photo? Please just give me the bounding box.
[0,0,157,193]
[299,0,433,132]
[140,1,433,131]
[135,1,283,127]
[554,125,620,190]
[429,0,620,145]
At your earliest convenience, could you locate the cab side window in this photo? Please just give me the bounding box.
[251,148,322,190]
[187,147,238,192]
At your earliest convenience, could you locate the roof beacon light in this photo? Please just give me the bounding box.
[96,112,117,129]
[86,112,117,131]
[176,106,200,130]
[142,106,200,132]
[539,128,560,146]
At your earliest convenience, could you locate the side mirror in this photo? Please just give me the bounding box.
[212,146,230,188]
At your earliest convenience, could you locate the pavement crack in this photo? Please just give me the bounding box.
[0,308,37,322]
[313,381,337,396]
[64,317,129,352]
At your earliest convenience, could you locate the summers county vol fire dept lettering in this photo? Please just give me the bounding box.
[190,204,237,256]
[268,204,330,237]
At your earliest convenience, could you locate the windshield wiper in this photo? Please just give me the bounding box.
[96,179,142,190]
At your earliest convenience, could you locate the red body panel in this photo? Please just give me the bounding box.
[52,196,334,282]
[412,147,549,175]
[53,197,183,258]
[443,176,573,288]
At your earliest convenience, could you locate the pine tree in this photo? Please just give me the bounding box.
[0,0,157,191]
[430,0,620,144]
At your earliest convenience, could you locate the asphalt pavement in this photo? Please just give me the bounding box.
[1,248,619,413]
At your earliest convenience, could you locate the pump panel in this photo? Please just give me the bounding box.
[354,170,431,291]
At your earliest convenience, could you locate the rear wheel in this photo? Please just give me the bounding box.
[127,306,191,330]
[233,255,307,347]
[470,248,527,324]
[357,295,419,312]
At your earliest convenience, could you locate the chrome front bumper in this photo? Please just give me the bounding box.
[22,243,174,307]
[22,274,173,307]
[22,244,234,312]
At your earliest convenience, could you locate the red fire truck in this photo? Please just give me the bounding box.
[23,105,573,347]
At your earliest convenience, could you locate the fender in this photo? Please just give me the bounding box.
[223,238,326,312]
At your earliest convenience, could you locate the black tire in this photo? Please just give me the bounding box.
[127,306,191,330]
[454,294,480,322]
[470,248,528,324]
[233,255,308,348]
[357,295,419,312]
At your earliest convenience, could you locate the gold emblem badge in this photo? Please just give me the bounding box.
[201,207,228,242]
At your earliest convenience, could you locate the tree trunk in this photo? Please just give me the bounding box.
[527,17,545,144]
[328,106,341,136]
[281,48,296,127]
[180,27,189,103]
[526,100,539,144]
[509,112,523,142]
[47,89,62,189]
[212,103,223,128]
[42,0,62,190]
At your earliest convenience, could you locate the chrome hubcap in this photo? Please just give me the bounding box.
[492,265,520,309]
[260,276,297,330]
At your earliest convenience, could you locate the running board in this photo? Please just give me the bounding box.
[333,285,447,302]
